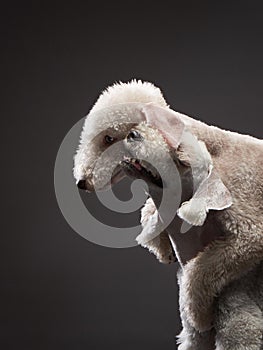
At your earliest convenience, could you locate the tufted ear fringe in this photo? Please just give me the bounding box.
[177,168,232,226]
[176,135,232,226]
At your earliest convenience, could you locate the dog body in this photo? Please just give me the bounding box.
[74,81,263,349]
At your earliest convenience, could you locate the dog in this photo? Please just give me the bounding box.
[74,80,263,349]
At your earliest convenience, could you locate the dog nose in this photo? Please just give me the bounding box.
[77,179,87,190]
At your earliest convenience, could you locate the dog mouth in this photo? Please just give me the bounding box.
[120,157,163,188]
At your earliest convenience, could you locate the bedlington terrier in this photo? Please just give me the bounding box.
[74,80,263,350]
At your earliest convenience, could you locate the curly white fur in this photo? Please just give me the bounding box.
[74,80,263,350]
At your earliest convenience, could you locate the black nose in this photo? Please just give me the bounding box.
[77,179,87,190]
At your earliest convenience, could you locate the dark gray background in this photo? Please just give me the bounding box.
[1,2,263,350]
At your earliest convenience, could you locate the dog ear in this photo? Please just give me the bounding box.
[141,103,232,227]
[177,138,233,226]
[141,103,185,148]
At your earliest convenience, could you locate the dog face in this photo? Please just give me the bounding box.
[74,80,169,192]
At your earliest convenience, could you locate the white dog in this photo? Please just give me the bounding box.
[74,80,263,350]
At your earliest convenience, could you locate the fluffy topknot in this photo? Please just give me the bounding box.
[90,80,168,113]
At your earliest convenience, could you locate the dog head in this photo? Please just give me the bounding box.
[74,80,232,229]
[74,80,168,192]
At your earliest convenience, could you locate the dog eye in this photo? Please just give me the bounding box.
[104,135,115,145]
[127,130,142,142]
